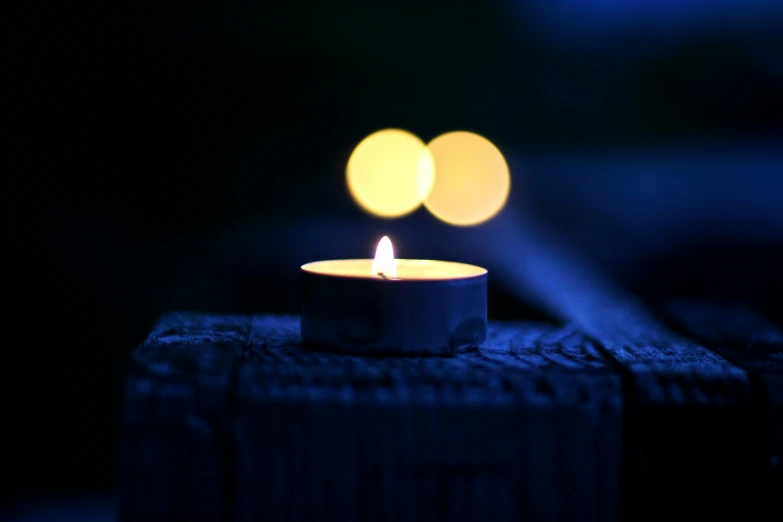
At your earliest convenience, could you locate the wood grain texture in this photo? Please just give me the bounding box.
[119,314,248,522]
[663,301,783,510]
[236,316,622,522]
[122,313,623,522]
[572,303,755,519]
[120,309,776,522]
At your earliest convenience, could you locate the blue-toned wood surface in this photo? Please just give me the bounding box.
[120,306,782,522]
[663,301,783,513]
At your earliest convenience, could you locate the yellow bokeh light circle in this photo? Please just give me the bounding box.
[346,129,435,218]
[423,131,510,226]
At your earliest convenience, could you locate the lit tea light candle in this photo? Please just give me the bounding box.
[300,236,487,355]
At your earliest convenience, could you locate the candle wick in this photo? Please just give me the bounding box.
[377,272,388,280]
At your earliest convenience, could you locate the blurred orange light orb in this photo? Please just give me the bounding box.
[424,131,510,226]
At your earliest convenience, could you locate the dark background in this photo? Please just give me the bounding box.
[5,0,783,517]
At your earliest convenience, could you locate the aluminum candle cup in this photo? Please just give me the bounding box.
[300,258,488,355]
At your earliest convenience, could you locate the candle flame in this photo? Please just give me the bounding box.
[372,236,396,279]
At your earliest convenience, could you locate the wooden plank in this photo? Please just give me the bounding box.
[234,316,622,522]
[535,281,758,518]
[531,288,757,517]
[461,217,761,517]
[119,313,248,522]
[599,330,755,519]
[663,301,783,509]
[121,307,776,521]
